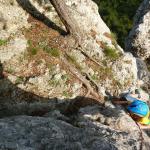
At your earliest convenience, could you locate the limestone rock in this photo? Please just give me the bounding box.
[0,0,29,39]
[136,58,149,80]
[125,0,150,60]
[111,53,138,92]
[0,102,150,150]
[136,58,150,87]
[0,0,140,98]
[0,36,27,63]
[65,0,110,35]
[0,116,128,150]
[0,1,149,149]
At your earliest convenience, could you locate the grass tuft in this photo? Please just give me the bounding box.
[103,45,120,60]
[31,48,38,55]
[43,46,60,57]
[15,76,24,84]
[0,39,7,46]
[63,91,72,98]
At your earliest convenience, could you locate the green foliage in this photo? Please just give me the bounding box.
[93,0,143,48]
[62,91,72,98]
[0,39,7,46]
[43,46,60,57]
[103,45,120,60]
[15,76,24,84]
[111,32,118,48]
[91,74,98,81]
[27,40,38,55]
[99,67,113,79]
[31,48,38,55]
[27,40,32,47]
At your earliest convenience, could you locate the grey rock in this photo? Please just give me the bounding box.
[2,100,150,150]
[0,1,150,149]
[135,58,150,93]
[0,36,27,63]
[0,0,29,39]
[136,58,150,82]
[0,114,143,150]
[0,96,149,150]
[125,0,150,60]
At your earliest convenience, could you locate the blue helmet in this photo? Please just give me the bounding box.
[127,100,149,117]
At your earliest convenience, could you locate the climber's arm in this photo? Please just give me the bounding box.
[112,100,130,105]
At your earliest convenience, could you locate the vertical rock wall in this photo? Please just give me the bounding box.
[125,0,150,60]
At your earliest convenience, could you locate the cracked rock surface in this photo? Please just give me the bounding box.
[0,102,150,150]
[125,0,150,60]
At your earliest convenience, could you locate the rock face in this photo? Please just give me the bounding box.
[0,101,150,150]
[0,0,29,63]
[0,0,140,98]
[136,58,150,87]
[0,1,150,149]
[65,0,110,34]
[125,0,150,60]
[0,0,29,39]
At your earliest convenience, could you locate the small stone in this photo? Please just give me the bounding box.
[29,77,38,84]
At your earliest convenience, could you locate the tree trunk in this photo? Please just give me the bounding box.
[49,0,84,41]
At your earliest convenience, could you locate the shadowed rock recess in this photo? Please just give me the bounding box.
[0,0,150,149]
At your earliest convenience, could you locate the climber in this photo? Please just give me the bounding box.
[113,91,150,128]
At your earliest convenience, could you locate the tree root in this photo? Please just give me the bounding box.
[85,90,90,97]
[78,47,103,67]
[61,56,104,103]
[84,72,100,92]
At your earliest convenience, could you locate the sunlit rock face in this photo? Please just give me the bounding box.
[0,0,150,150]
[125,0,150,60]
[0,0,29,39]
[0,0,139,99]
